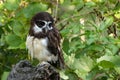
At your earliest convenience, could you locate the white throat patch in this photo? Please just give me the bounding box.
[26,36,58,62]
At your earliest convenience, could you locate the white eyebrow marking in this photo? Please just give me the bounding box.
[33,24,42,33]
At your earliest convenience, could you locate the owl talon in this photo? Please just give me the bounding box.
[37,61,50,67]
[41,61,50,65]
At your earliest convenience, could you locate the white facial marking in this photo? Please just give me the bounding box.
[34,21,53,33]
[46,21,53,30]
[33,24,42,33]
[47,26,53,30]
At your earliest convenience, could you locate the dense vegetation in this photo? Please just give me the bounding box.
[0,0,120,80]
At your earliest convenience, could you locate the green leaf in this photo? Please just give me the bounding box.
[74,0,84,10]
[115,13,120,19]
[22,3,48,18]
[85,1,96,7]
[60,71,69,80]
[1,72,9,80]
[5,34,22,49]
[107,44,119,55]
[66,55,95,79]
[115,67,120,74]
[98,60,115,68]
[19,42,26,49]
[70,22,81,34]
[60,28,70,37]
[4,0,19,10]
[66,22,81,34]
[100,17,114,31]
[86,34,98,45]
[62,39,69,54]
[97,55,120,67]
[0,2,4,10]
[74,56,95,72]
[65,71,80,80]
[12,21,25,37]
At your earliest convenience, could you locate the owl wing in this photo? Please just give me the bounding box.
[47,28,65,69]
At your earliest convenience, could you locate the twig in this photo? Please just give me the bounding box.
[59,22,69,31]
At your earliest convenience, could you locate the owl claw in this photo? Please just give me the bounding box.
[41,61,49,65]
[37,61,50,67]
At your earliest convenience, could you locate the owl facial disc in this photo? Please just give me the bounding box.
[34,20,53,33]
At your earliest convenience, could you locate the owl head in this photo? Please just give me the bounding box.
[29,12,55,38]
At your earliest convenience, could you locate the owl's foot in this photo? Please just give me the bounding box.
[37,61,50,67]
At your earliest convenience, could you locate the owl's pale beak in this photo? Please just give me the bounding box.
[44,25,49,33]
[47,25,49,30]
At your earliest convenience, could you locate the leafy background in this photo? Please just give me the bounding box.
[0,0,120,80]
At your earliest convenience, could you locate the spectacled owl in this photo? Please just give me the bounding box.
[26,12,64,69]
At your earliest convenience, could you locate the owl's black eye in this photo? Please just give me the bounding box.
[36,21,45,27]
[48,23,52,27]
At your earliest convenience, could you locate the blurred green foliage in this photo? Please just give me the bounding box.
[0,0,120,80]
